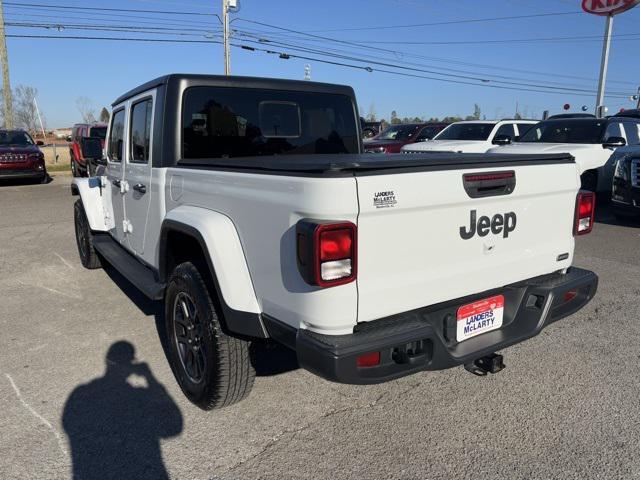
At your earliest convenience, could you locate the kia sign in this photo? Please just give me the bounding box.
[582,0,640,16]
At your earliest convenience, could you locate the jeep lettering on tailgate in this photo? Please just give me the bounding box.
[460,210,517,240]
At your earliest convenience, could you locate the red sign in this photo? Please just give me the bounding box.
[582,0,640,15]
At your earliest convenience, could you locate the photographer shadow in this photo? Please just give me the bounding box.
[62,341,183,480]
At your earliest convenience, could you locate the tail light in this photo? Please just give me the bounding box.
[574,190,595,236]
[296,220,357,287]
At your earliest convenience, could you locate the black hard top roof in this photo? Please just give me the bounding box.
[112,74,355,106]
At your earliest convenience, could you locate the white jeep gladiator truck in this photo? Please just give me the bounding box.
[72,74,598,410]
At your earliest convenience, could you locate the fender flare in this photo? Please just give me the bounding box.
[159,206,266,339]
[71,178,109,232]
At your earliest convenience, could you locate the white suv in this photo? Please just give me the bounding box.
[401,120,538,154]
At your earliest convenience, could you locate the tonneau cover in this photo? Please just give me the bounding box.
[177,152,575,175]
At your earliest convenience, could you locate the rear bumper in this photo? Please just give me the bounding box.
[264,267,598,384]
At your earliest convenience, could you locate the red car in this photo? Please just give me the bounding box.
[363,123,449,154]
[69,122,107,177]
[0,130,47,183]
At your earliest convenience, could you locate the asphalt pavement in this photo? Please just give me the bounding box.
[1,177,639,480]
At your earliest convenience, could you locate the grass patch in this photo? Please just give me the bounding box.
[47,163,72,173]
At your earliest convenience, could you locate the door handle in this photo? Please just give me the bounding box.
[133,183,147,194]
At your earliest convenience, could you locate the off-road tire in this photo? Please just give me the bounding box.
[73,200,101,269]
[165,262,255,410]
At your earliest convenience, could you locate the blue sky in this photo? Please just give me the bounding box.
[5,0,640,127]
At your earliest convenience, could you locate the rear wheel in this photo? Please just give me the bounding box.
[165,262,255,410]
[73,200,101,269]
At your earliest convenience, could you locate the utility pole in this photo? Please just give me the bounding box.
[222,0,231,75]
[595,14,613,118]
[0,0,13,128]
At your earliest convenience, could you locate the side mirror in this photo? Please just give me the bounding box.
[81,137,104,163]
[66,135,72,142]
[36,140,44,146]
[492,134,512,146]
[603,136,626,148]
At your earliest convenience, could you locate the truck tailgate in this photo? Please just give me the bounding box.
[355,158,579,323]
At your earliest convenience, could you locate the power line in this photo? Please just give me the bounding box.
[3,1,220,18]
[304,11,582,32]
[7,33,631,99]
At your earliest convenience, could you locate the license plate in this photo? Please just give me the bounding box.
[456,295,504,342]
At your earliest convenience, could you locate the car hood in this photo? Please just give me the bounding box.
[401,140,488,153]
[486,142,609,173]
[363,140,404,148]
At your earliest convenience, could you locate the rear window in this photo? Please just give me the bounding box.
[182,87,358,159]
[89,126,107,139]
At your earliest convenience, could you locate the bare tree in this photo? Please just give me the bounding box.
[76,96,96,123]
[366,102,377,122]
[13,85,41,134]
[99,107,110,123]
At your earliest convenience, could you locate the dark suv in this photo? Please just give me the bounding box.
[611,147,640,219]
[0,130,47,183]
[69,123,107,177]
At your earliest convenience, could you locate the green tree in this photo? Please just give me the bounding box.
[390,110,401,125]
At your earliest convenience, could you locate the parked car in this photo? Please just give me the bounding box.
[547,113,596,119]
[72,74,597,410]
[613,109,640,120]
[611,146,640,218]
[401,120,537,154]
[0,129,47,183]
[487,117,640,192]
[364,123,448,153]
[69,122,107,177]
[360,117,382,139]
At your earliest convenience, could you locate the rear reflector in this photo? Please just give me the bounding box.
[574,191,595,236]
[563,290,578,302]
[356,351,380,368]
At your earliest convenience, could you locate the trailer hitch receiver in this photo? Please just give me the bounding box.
[464,353,505,376]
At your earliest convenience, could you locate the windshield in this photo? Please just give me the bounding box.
[89,127,107,140]
[0,130,35,146]
[374,125,419,141]
[434,123,494,141]
[518,120,606,143]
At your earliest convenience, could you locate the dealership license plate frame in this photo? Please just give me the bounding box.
[456,294,505,342]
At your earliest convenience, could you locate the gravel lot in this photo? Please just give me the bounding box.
[1,177,639,480]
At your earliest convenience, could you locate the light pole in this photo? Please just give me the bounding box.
[0,0,13,128]
[595,14,613,118]
[222,0,231,75]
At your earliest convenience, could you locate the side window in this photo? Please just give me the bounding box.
[623,122,640,145]
[130,98,153,163]
[108,109,125,162]
[494,123,516,139]
[604,122,623,140]
[516,123,534,138]
[416,126,438,142]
